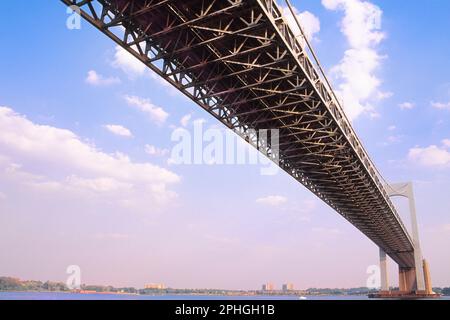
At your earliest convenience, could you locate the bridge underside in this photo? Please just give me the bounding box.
[62,0,415,267]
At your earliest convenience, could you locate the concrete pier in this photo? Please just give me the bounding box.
[370,182,439,299]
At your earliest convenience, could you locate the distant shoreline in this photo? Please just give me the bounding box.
[2,276,449,297]
[0,289,372,297]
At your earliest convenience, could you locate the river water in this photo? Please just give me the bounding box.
[1,292,449,300]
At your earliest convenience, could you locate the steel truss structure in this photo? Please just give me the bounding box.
[61,0,415,267]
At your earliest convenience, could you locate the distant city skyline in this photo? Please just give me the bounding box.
[0,0,450,290]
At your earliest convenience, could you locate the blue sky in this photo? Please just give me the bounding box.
[0,0,449,290]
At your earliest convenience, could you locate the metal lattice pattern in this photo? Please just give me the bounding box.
[61,0,415,267]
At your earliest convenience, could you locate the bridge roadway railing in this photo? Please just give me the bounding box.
[257,0,413,247]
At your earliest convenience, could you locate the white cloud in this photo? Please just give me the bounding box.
[369,110,381,119]
[85,70,120,86]
[180,114,191,127]
[377,91,393,100]
[145,144,169,157]
[67,175,132,192]
[388,125,396,131]
[0,106,180,207]
[322,0,385,47]
[103,124,133,137]
[279,198,318,223]
[111,46,179,96]
[282,6,321,43]
[442,139,450,148]
[431,101,450,110]
[124,95,169,125]
[322,0,386,121]
[112,46,146,76]
[408,142,450,168]
[386,135,402,144]
[399,102,415,110]
[256,195,288,206]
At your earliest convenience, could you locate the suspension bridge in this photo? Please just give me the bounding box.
[60,0,437,297]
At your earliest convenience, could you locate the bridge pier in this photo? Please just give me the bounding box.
[371,260,438,298]
[379,248,389,293]
[370,182,440,298]
[398,267,416,293]
[423,259,433,295]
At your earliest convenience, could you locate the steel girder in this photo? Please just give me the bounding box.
[60,0,415,268]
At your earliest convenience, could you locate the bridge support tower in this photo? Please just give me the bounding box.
[371,182,439,298]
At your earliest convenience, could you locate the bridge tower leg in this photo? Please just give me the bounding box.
[423,259,433,295]
[407,183,426,292]
[379,248,389,292]
[385,182,425,293]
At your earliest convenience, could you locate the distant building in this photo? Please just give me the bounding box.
[262,283,274,291]
[282,283,294,291]
[144,283,165,290]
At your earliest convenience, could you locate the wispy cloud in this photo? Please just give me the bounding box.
[85,70,120,86]
[67,176,132,192]
[145,144,169,157]
[256,195,288,206]
[377,91,393,100]
[280,198,318,223]
[399,102,415,110]
[103,124,133,138]
[442,139,450,148]
[180,114,191,127]
[431,101,450,110]
[382,134,403,146]
[124,95,169,125]
[408,140,450,168]
[388,125,396,131]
